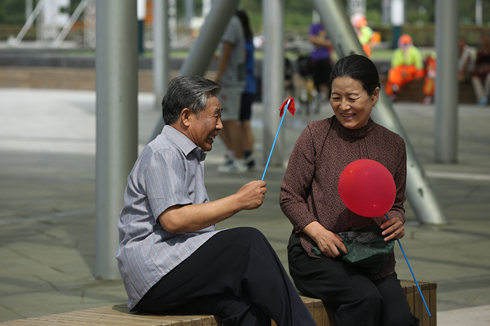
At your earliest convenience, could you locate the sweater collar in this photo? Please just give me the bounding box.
[331,116,374,141]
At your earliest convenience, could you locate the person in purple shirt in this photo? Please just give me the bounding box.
[309,21,334,101]
[116,76,316,326]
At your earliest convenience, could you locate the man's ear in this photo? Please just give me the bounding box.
[180,108,193,128]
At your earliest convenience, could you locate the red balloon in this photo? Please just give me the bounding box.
[338,159,396,217]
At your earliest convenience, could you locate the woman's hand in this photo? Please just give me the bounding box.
[303,222,348,258]
[380,216,405,241]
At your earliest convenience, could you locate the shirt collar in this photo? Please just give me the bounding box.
[162,125,207,161]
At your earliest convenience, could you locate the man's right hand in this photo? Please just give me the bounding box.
[159,181,266,233]
[236,180,267,210]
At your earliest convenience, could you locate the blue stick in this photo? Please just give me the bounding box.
[261,99,290,181]
[385,214,431,317]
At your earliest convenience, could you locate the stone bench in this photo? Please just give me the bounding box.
[0,280,436,326]
[401,280,437,326]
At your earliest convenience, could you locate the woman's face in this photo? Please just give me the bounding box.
[330,76,379,129]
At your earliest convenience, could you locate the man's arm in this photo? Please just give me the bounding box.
[159,180,266,233]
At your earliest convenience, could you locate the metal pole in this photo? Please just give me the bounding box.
[435,0,459,163]
[381,0,390,25]
[185,0,194,28]
[262,0,285,167]
[312,0,447,224]
[391,0,405,49]
[51,0,90,47]
[95,0,138,279]
[149,0,239,142]
[202,0,212,16]
[475,0,483,26]
[26,0,33,20]
[151,0,170,137]
[10,0,45,45]
[169,0,177,46]
[178,0,239,76]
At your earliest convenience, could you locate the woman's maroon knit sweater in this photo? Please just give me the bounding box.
[280,116,407,279]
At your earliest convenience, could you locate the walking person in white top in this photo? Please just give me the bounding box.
[215,12,247,173]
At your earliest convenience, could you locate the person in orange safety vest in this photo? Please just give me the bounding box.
[385,34,425,98]
[350,13,380,58]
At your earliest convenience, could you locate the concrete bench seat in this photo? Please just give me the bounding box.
[0,280,436,326]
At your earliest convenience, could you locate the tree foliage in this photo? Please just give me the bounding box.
[0,0,26,25]
[1,0,488,30]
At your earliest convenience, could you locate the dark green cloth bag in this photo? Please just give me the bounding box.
[312,225,394,275]
[338,225,394,275]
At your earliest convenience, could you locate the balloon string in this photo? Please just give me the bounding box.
[385,213,431,317]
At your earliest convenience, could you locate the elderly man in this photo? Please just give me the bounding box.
[116,76,315,326]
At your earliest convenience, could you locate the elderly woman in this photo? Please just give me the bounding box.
[280,54,419,326]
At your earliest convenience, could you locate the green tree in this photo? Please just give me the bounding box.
[0,0,25,25]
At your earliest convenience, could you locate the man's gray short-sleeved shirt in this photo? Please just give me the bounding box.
[116,125,219,310]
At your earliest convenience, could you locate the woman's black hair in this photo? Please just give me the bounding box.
[236,10,253,41]
[328,54,380,97]
[161,76,221,125]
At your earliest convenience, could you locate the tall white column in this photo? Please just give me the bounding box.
[152,0,170,138]
[435,0,459,163]
[262,0,285,167]
[95,0,138,279]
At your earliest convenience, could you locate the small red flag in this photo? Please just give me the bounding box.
[279,97,296,117]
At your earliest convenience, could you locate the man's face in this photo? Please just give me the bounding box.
[187,96,223,152]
